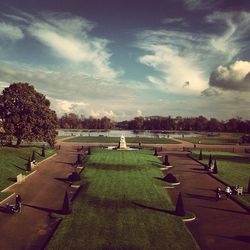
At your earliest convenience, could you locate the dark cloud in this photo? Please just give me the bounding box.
[201,87,221,97]
[209,60,250,91]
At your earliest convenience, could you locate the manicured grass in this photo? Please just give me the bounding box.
[191,150,250,206]
[181,137,239,145]
[65,136,180,144]
[48,149,198,250]
[0,146,55,196]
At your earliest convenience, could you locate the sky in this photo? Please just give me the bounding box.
[0,0,250,121]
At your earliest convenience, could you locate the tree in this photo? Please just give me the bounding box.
[208,154,213,168]
[26,157,31,171]
[213,159,218,174]
[154,148,158,156]
[88,147,91,155]
[0,83,57,147]
[41,145,46,157]
[175,192,185,216]
[164,155,170,166]
[199,149,203,160]
[76,153,82,164]
[31,151,36,162]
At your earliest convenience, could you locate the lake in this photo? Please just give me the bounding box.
[57,129,199,138]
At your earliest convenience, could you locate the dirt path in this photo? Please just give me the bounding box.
[161,151,250,250]
[0,144,78,250]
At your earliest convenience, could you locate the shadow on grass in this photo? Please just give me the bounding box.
[133,202,176,215]
[185,193,215,201]
[7,177,17,182]
[199,205,249,215]
[212,234,250,243]
[13,164,26,171]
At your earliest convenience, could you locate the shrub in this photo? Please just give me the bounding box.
[199,149,203,160]
[26,157,31,171]
[175,192,185,216]
[164,155,170,166]
[68,172,81,182]
[154,148,158,156]
[213,159,218,174]
[31,151,36,162]
[163,173,178,183]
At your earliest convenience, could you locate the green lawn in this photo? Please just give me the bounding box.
[191,150,250,206]
[48,149,198,250]
[0,146,55,200]
[181,137,239,145]
[65,136,180,144]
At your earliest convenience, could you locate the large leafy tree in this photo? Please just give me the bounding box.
[0,83,57,146]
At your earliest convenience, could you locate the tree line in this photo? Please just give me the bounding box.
[59,114,250,133]
[59,113,112,130]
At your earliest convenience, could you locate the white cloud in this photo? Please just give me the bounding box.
[0,22,24,41]
[183,0,218,10]
[137,31,208,94]
[209,60,250,91]
[3,11,120,79]
[162,17,186,26]
[206,11,250,62]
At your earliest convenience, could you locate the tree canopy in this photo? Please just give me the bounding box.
[0,83,57,146]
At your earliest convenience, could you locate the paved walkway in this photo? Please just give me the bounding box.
[0,144,78,250]
[161,151,250,250]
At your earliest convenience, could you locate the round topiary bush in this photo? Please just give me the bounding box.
[163,173,178,183]
[68,172,81,182]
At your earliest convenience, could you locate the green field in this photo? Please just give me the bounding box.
[181,137,239,145]
[48,149,198,250]
[191,150,250,206]
[0,146,55,201]
[65,136,179,144]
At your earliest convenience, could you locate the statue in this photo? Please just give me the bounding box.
[118,135,127,149]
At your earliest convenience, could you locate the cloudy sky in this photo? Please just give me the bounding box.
[0,0,250,120]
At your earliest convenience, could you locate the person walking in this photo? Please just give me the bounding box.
[15,194,22,212]
[216,187,221,201]
[225,186,232,200]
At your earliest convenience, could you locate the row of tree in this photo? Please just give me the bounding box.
[58,113,250,133]
[117,116,250,133]
[59,113,112,129]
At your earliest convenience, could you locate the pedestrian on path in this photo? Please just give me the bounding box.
[225,186,232,199]
[216,187,221,201]
[15,194,22,212]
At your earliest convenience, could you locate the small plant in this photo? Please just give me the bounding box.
[213,159,218,174]
[199,149,203,160]
[61,191,70,214]
[163,173,178,183]
[68,172,81,182]
[175,192,185,216]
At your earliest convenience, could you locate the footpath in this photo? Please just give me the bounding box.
[0,144,77,250]
[163,151,250,250]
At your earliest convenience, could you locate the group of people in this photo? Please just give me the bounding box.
[6,194,22,213]
[216,186,232,200]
